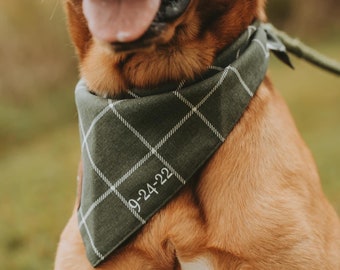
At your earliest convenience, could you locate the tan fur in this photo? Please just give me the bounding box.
[55,0,340,269]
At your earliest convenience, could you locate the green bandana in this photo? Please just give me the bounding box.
[75,22,287,267]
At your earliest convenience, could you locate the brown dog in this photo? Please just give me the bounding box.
[55,0,340,269]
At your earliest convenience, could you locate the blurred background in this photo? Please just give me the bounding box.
[0,0,339,269]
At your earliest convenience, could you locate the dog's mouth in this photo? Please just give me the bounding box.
[83,0,191,53]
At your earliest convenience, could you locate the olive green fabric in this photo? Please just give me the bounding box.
[75,22,284,267]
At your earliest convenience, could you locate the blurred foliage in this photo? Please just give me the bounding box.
[0,1,339,269]
[0,0,78,153]
[0,0,77,101]
[267,0,340,39]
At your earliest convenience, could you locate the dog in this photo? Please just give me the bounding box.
[55,0,340,269]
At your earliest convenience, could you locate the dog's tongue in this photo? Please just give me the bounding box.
[83,0,161,43]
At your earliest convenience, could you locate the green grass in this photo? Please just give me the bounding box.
[0,124,79,270]
[0,87,78,154]
[0,42,339,270]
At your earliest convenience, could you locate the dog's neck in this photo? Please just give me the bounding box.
[67,0,266,97]
[80,39,215,98]
[80,24,249,98]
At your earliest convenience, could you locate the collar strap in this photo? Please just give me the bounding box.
[75,22,287,267]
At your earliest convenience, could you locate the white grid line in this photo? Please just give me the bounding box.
[81,105,112,150]
[198,66,231,108]
[80,122,146,224]
[174,91,225,142]
[154,108,196,149]
[78,112,146,228]
[109,101,186,184]
[237,25,257,59]
[109,103,152,149]
[208,66,224,71]
[247,25,257,40]
[228,67,254,97]
[252,39,270,58]
[114,152,154,188]
[79,151,152,228]
[79,208,105,261]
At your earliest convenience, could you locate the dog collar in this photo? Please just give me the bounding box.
[75,22,287,267]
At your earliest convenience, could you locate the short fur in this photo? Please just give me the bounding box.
[55,0,340,269]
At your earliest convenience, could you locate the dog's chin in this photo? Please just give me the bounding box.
[108,0,192,54]
[109,24,169,54]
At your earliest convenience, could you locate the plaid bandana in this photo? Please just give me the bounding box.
[75,22,287,267]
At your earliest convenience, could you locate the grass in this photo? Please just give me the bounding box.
[0,87,78,154]
[0,124,79,270]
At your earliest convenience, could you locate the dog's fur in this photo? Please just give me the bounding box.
[55,0,340,269]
